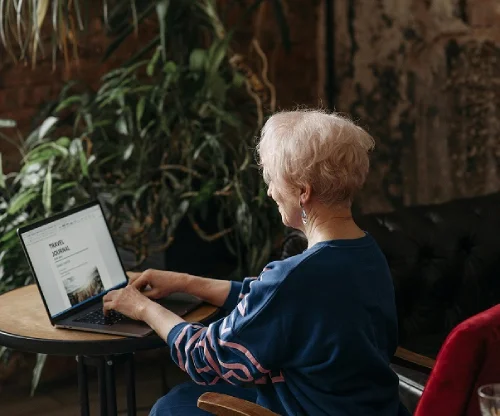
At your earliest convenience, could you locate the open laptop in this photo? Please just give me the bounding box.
[17,200,202,337]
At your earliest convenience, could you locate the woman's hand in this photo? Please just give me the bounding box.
[127,269,188,299]
[102,285,153,321]
[127,269,233,309]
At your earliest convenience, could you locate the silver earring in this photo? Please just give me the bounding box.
[300,202,308,225]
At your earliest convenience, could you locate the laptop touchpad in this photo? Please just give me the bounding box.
[155,293,203,317]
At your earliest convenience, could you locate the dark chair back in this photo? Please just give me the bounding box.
[281,192,500,356]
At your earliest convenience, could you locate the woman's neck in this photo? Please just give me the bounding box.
[303,206,365,249]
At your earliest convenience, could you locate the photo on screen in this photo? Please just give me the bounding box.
[63,266,105,306]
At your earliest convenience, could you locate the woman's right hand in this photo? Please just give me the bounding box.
[127,269,188,300]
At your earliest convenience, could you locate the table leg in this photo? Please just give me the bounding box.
[105,357,117,416]
[97,357,108,416]
[81,353,137,416]
[125,353,137,416]
[77,356,90,416]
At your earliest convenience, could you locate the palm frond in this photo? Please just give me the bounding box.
[0,0,291,69]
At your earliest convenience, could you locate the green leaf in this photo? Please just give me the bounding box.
[74,0,84,30]
[168,199,189,237]
[192,180,216,208]
[42,160,53,215]
[23,150,54,165]
[101,67,126,83]
[206,73,227,102]
[54,96,82,113]
[134,183,150,204]
[73,140,88,177]
[232,72,246,88]
[193,140,209,160]
[155,0,170,61]
[140,120,155,138]
[163,61,176,74]
[189,49,207,72]
[123,35,160,68]
[0,228,17,244]
[0,154,5,189]
[69,139,80,157]
[0,119,16,128]
[206,103,240,127]
[207,34,232,76]
[24,117,59,150]
[136,97,146,126]
[59,80,82,100]
[7,190,38,215]
[38,117,59,141]
[130,0,138,32]
[56,137,71,148]
[123,143,134,161]
[115,117,128,135]
[147,46,162,77]
[30,353,47,397]
[102,2,156,62]
[25,143,69,163]
[55,182,78,193]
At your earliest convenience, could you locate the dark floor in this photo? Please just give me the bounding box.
[0,350,190,416]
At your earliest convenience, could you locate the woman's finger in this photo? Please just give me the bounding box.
[130,274,150,290]
[102,300,114,315]
[127,271,141,284]
[103,291,114,302]
[142,288,160,299]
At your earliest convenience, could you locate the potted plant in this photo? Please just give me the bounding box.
[0,0,287,394]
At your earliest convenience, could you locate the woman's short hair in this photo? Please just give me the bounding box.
[257,109,375,206]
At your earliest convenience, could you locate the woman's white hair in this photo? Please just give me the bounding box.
[257,109,375,206]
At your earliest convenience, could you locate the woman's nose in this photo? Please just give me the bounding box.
[267,186,272,198]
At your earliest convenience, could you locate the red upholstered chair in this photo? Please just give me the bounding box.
[415,304,500,416]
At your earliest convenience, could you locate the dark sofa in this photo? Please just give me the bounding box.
[281,191,500,412]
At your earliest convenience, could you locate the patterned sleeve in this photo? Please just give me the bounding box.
[166,266,287,386]
[221,276,258,311]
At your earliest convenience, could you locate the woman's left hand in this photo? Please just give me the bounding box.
[103,285,152,321]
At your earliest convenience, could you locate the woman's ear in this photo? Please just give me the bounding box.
[299,184,312,206]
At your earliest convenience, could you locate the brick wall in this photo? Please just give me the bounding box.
[0,17,158,172]
[0,3,324,173]
[230,0,324,110]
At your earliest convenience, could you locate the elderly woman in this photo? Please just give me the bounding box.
[103,110,409,415]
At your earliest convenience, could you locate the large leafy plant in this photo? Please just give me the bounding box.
[0,3,283,297]
[0,0,285,395]
[55,39,279,274]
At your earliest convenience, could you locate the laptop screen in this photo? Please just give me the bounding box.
[19,204,127,318]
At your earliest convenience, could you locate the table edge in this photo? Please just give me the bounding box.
[0,305,220,356]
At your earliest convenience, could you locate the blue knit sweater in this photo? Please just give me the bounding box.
[167,233,408,415]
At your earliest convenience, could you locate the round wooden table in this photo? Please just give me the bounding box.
[0,285,219,416]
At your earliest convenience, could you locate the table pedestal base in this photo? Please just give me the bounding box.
[76,353,136,416]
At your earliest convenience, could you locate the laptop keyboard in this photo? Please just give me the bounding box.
[75,309,125,326]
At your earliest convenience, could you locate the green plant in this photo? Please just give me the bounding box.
[61,38,280,273]
[1,0,284,288]
[0,118,94,293]
[1,47,281,294]
[0,0,286,395]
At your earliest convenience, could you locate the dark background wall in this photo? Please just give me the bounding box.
[1,0,499,213]
[334,0,500,213]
